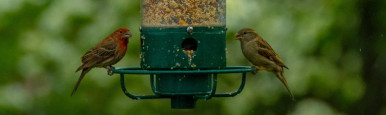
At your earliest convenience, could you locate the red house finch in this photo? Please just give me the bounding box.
[72,28,132,96]
[235,28,293,100]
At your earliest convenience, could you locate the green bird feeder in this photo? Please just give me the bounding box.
[111,0,255,109]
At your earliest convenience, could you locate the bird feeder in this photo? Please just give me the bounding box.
[111,0,255,109]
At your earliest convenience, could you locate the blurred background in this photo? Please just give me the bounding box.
[0,0,385,114]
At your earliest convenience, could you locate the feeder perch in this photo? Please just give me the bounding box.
[111,0,255,109]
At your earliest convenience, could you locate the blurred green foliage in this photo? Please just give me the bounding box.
[0,0,385,115]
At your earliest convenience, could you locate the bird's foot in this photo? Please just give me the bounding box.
[253,66,267,70]
[105,66,115,76]
[252,70,259,75]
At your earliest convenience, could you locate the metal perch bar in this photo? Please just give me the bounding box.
[112,66,255,74]
[213,72,246,97]
[116,66,254,100]
[120,74,167,100]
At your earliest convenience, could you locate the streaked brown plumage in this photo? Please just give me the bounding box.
[72,28,132,96]
[235,28,293,100]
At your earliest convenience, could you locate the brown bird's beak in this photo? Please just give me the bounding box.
[235,34,242,40]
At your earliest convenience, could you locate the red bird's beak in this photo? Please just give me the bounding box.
[124,32,132,38]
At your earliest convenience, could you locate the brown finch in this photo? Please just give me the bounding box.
[72,28,132,96]
[235,28,293,100]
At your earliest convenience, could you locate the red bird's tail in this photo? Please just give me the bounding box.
[71,67,91,96]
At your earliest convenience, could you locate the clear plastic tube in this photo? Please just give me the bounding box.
[141,0,226,27]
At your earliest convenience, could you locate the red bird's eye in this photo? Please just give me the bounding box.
[119,31,123,34]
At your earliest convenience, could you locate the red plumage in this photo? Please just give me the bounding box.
[72,28,132,96]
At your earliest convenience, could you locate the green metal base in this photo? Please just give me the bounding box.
[112,66,255,109]
[171,96,196,109]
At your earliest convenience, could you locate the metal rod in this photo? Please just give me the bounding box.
[119,74,164,99]
[194,73,217,100]
[207,73,218,99]
[150,74,157,93]
[213,72,247,97]
[112,66,255,75]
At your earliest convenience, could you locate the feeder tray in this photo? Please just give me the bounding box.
[112,66,255,109]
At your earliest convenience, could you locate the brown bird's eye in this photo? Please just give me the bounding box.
[243,32,247,34]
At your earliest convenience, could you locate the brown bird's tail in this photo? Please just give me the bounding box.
[274,71,295,101]
[75,65,83,72]
[71,67,91,96]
